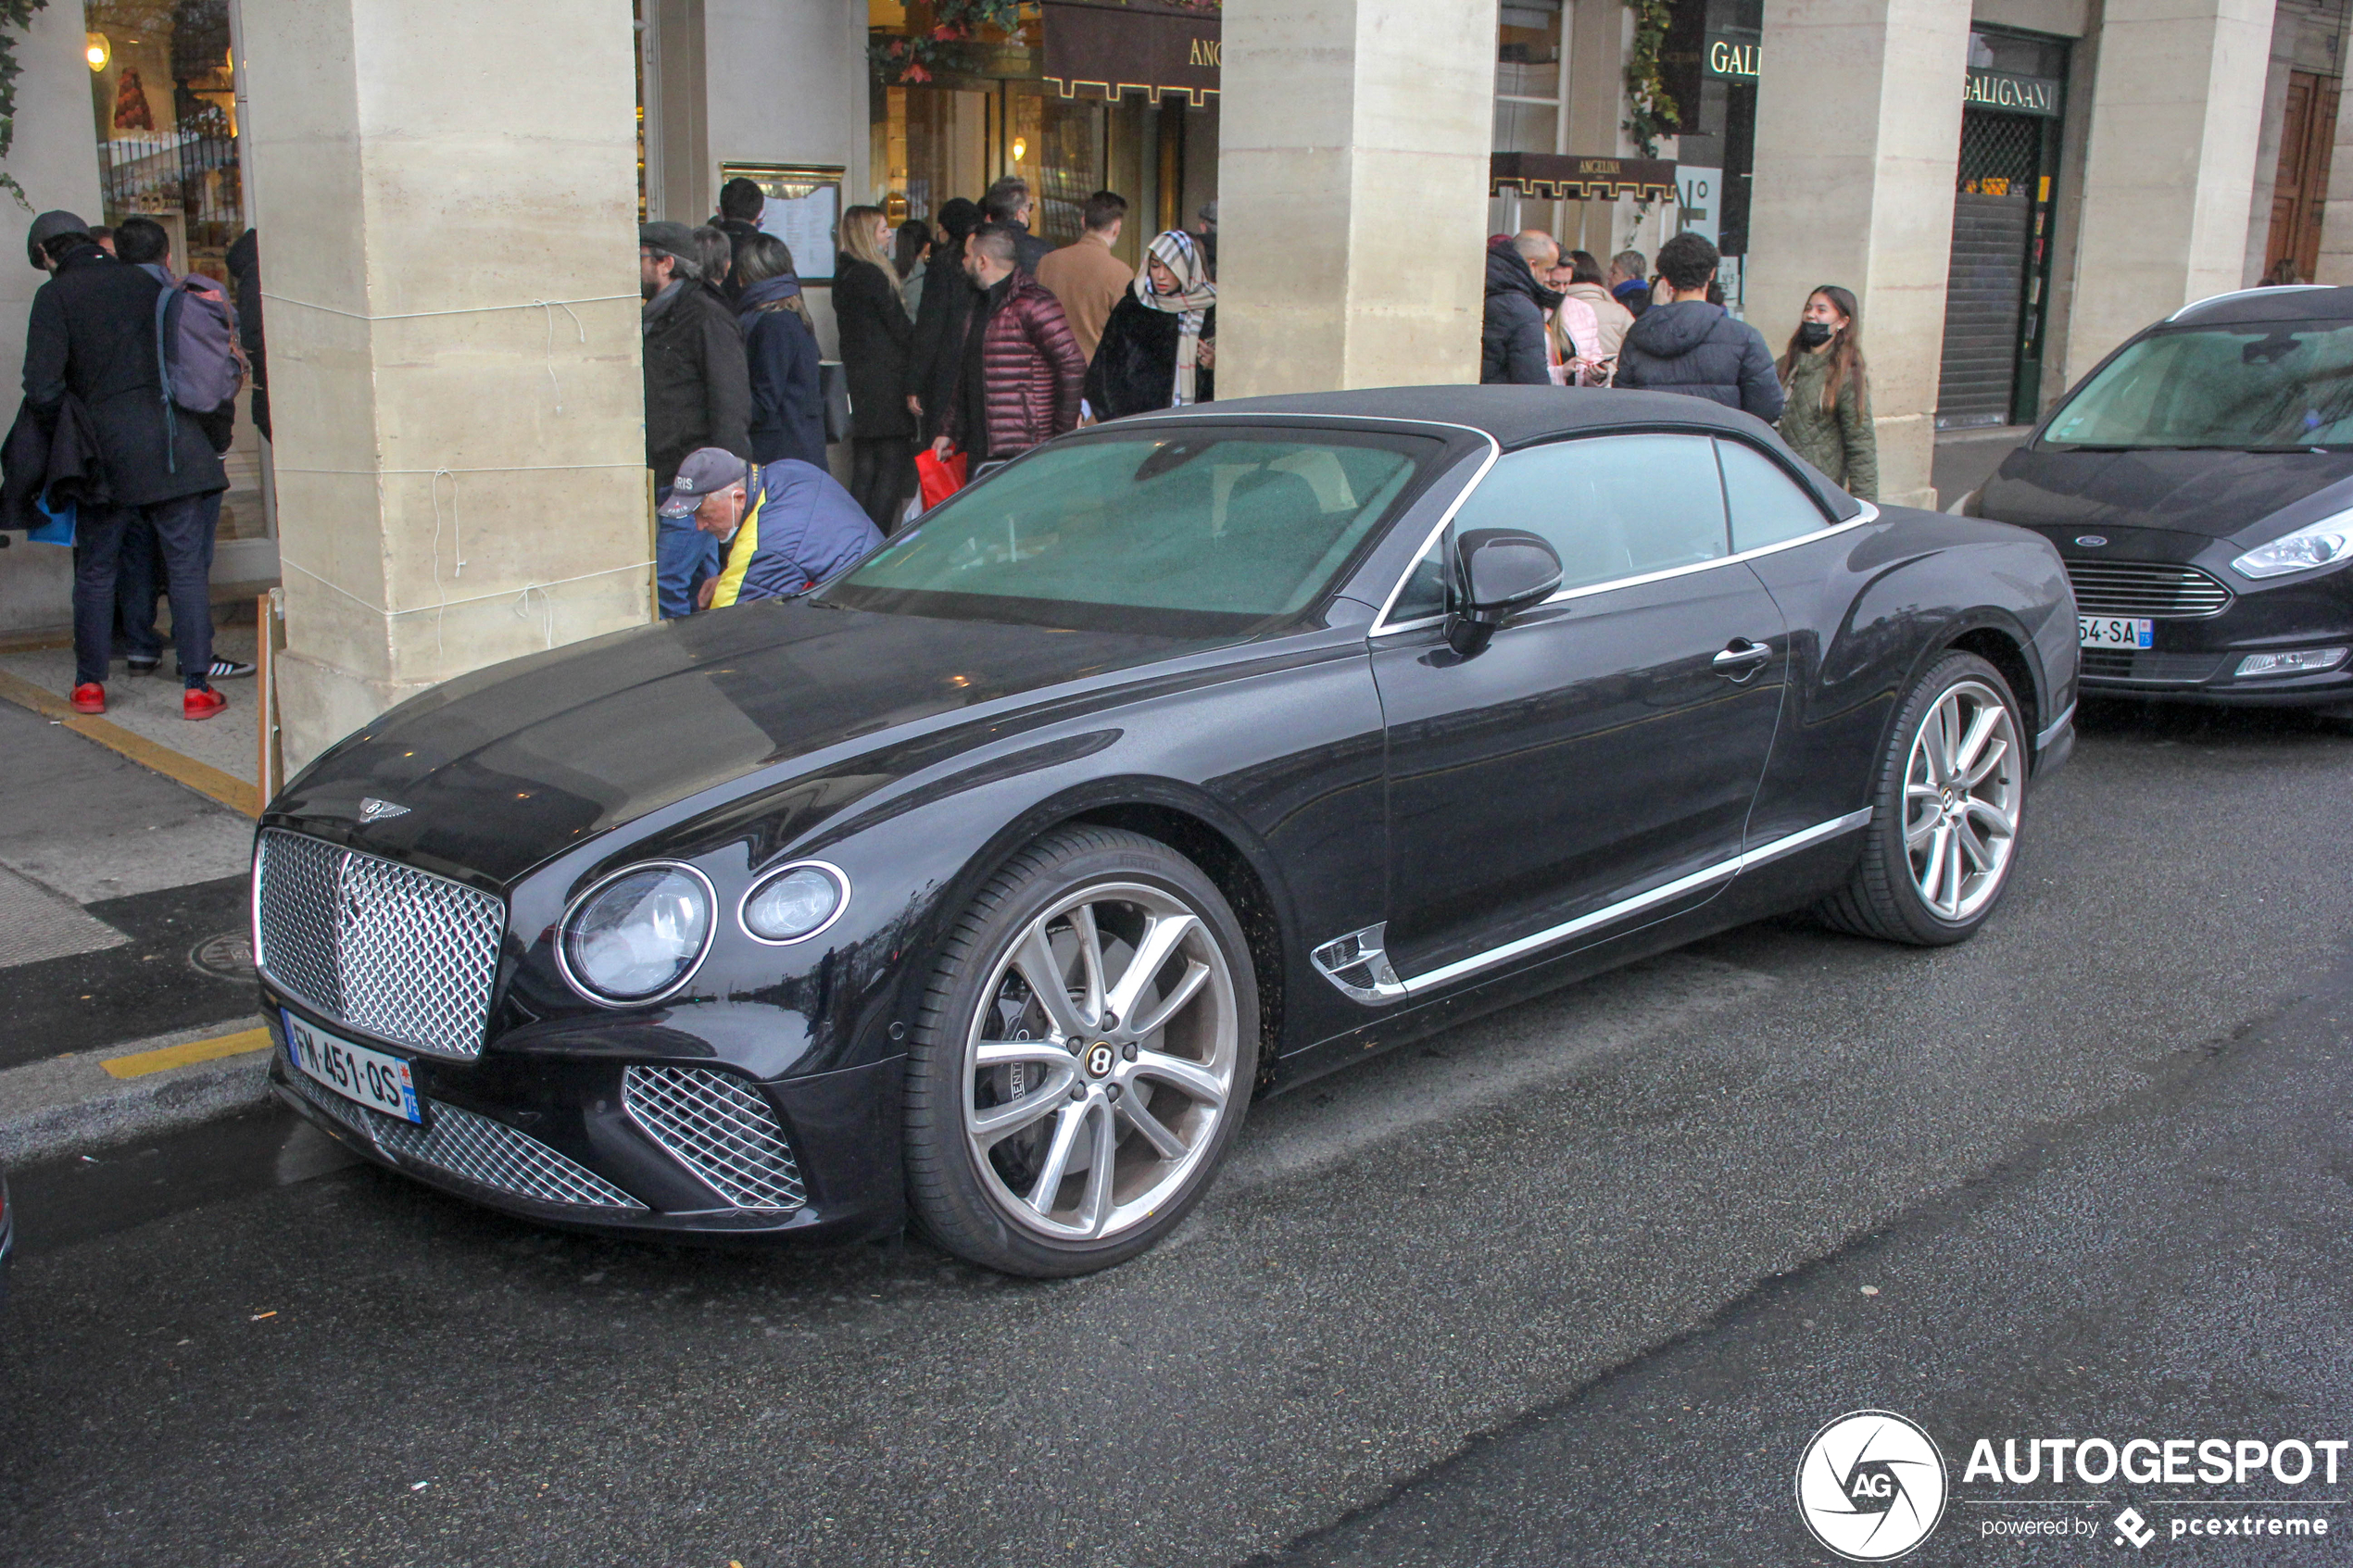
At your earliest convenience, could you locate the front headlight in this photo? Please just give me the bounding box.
[2231,510,2353,579]
[740,861,849,944]
[559,863,713,1003]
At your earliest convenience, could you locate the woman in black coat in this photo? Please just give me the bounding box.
[906,197,983,445]
[834,205,918,530]
[732,233,826,469]
[1084,230,1216,420]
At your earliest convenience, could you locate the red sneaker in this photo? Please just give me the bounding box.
[182,685,227,721]
[69,683,105,715]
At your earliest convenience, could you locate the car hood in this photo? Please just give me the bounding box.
[1981,445,2353,544]
[271,600,1232,884]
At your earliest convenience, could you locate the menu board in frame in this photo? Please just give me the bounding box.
[719,162,845,285]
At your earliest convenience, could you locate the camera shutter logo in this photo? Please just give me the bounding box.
[1794,1410,1948,1561]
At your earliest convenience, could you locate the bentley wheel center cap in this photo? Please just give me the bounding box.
[1084,1042,1115,1079]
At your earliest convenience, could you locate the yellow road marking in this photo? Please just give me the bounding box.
[0,669,260,818]
[103,1025,273,1079]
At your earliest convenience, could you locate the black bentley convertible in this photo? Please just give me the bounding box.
[256,386,2075,1276]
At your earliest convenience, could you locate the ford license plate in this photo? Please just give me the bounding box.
[2079,615,2154,649]
[283,1010,422,1124]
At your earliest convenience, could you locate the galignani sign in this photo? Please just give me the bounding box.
[1702,35,2063,119]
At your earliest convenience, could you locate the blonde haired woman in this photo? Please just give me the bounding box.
[835,204,918,527]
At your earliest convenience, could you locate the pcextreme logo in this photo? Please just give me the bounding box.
[1796,1410,1950,1561]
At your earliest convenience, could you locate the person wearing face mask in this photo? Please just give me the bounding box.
[1083,230,1214,420]
[1775,284,1878,501]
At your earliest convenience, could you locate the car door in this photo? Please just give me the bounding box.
[1368,433,1789,984]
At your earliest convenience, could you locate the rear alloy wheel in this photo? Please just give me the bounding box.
[1818,651,2027,946]
[903,826,1257,1276]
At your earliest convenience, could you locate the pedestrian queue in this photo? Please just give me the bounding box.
[1775,284,1879,502]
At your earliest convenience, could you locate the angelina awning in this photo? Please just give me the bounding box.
[1041,0,1221,106]
[1491,153,1678,204]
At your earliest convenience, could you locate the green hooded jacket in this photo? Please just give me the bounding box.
[1777,348,1879,502]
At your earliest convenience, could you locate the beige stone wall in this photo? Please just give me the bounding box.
[240,0,651,771]
[1749,0,1974,508]
[0,3,107,637]
[1219,0,1503,395]
[2062,0,2277,386]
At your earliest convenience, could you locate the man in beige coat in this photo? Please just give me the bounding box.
[1037,191,1133,362]
[1554,249,1636,372]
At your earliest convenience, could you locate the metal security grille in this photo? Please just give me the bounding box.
[2066,562,2233,618]
[623,1066,808,1211]
[255,831,505,1060]
[286,1073,643,1210]
[1939,111,2046,429]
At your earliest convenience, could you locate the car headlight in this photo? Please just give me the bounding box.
[2231,510,2353,579]
[740,861,849,944]
[559,863,713,1004]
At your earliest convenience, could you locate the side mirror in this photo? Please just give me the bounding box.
[1447,528,1564,655]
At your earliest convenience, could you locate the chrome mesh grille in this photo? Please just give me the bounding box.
[256,830,504,1060]
[285,1071,642,1210]
[2066,560,2233,618]
[623,1066,807,1211]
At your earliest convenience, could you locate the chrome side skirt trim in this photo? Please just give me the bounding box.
[2034,699,2075,751]
[1311,809,1876,1007]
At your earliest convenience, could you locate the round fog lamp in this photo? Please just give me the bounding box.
[560,864,712,1003]
[742,862,848,944]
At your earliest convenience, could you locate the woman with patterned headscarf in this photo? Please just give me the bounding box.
[1082,230,1216,420]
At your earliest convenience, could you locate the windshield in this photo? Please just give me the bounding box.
[2043,320,2353,450]
[819,428,1436,636]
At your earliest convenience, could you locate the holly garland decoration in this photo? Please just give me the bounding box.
[0,0,49,208]
[872,0,1031,85]
[1621,0,1680,158]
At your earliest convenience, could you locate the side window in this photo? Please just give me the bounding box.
[1718,440,1833,552]
[1449,434,1729,594]
[1388,533,1452,622]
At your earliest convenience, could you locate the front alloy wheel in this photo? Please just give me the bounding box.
[905,827,1257,1275]
[1819,651,2028,945]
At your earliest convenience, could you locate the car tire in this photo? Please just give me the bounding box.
[903,825,1259,1276]
[1817,650,2029,947]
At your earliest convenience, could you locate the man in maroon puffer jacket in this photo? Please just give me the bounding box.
[933,223,1087,467]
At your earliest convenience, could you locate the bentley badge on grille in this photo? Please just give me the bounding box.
[359,797,411,823]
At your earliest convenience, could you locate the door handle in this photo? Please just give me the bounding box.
[1711,639,1772,680]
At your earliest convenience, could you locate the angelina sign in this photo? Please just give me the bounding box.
[1042,0,1221,106]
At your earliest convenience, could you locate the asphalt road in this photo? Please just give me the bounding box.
[4,699,2351,1568]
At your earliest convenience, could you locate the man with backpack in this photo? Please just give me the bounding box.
[22,211,233,718]
[113,219,254,685]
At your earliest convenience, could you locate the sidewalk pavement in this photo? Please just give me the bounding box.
[0,621,263,813]
[0,699,272,1164]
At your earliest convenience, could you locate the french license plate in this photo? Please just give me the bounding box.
[2079,615,2154,649]
[283,1010,422,1124]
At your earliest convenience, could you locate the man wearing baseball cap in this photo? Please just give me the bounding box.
[661,446,882,613]
[642,220,751,618]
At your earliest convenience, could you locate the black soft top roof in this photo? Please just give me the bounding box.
[1128,383,1865,518]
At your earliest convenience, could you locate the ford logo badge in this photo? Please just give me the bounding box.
[2075,534,2108,547]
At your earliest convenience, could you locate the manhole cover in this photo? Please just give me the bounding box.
[190,931,255,982]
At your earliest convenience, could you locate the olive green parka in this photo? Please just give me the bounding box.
[1777,348,1879,502]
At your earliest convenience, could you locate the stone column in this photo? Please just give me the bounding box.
[239,0,650,771]
[1218,0,1503,395]
[1746,0,1972,510]
[2062,0,2275,385]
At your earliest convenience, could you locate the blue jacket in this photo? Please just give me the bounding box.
[737,275,828,469]
[700,458,884,609]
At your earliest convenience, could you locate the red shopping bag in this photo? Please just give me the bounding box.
[915,447,967,509]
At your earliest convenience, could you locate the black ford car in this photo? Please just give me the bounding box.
[1967,284,2353,711]
[256,386,2074,1276]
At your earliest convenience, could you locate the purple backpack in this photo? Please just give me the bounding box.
[142,263,247,414]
